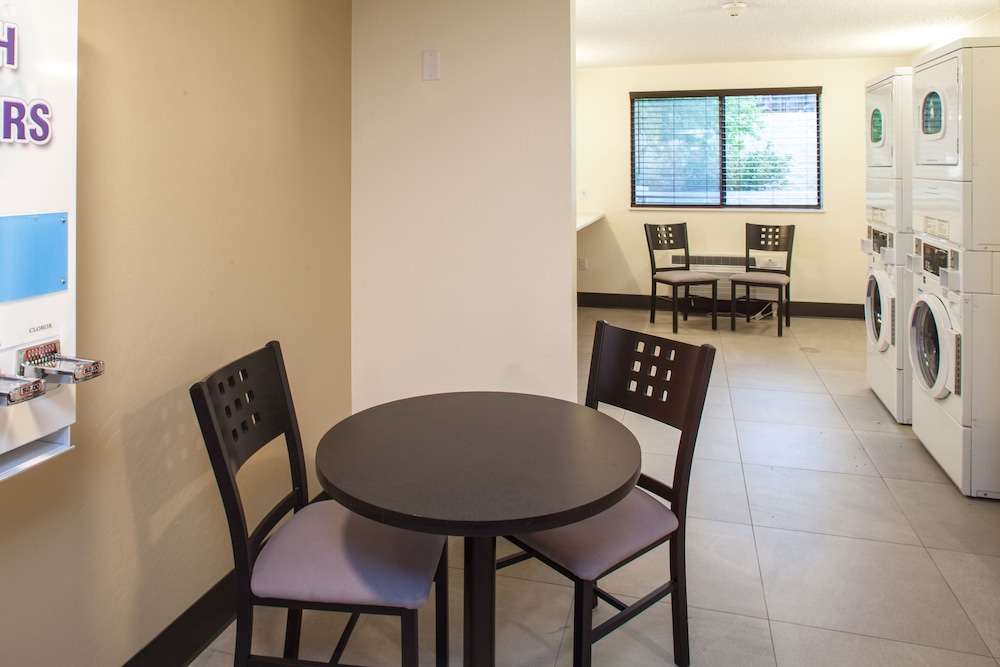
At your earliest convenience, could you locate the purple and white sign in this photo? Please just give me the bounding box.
[0,0,76,215]
[0,0,80,470]
[1,20,54,145]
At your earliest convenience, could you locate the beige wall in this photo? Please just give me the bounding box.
[351,0,578,408]
[0,1,352,664]
[576,56,908,306]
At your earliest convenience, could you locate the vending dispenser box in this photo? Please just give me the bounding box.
[0,1,104,480]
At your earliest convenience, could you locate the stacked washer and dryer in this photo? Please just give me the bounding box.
[904,38,1000,499]
[863,68,913,425]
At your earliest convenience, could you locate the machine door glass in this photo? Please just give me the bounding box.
[865,271,891,351]
[909,295,952,399]
[871,108,883,143]
[913,56,960,167]
[922,92,943,135]
[866,80,894,168]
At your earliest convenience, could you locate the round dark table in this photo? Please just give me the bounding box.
[316,391,641,667]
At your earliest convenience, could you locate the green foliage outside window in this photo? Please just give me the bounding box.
[631,88,821,208]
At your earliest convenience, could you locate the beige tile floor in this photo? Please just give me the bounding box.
[192,308,1000,667]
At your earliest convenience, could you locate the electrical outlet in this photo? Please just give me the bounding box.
[578,257,588,271]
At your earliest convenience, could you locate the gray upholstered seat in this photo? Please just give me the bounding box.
[251,500,445,608]
[729,270,790,286]
[655,270,720,286]
[511,487,678,582]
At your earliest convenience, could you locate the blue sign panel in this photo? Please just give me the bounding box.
[0,212,69,303]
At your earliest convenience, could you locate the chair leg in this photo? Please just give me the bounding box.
[776,288,783,337]
[785,284,792,327]
[682,285,690,322]
[730,282,737,331]
[573,580,595,667]
[650,282,657,323]
[235,603,253,666]
[283,608,302,659]
[435,545,450,667]
[671,285,680,334]
[744,286,751,322]
[710,282,718,330]
[401,609,419,667]
[670,537,691,667]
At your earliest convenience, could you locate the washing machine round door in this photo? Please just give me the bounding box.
[865,269,892,352]
[908,294,953,399]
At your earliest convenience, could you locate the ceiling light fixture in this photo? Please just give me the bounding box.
[722,1,746,17]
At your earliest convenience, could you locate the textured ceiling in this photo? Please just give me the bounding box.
[576,0,1000,67]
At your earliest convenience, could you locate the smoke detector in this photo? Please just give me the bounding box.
[723,1,746,17]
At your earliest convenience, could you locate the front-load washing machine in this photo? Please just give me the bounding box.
[863,226,912,423]
[907,236,1000,498]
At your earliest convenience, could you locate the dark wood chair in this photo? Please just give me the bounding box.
[729,223,795,336]
[498,321,716,667]
[645,223,719,333]
[190,341,448,667]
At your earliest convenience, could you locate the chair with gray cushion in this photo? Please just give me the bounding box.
[190,341,448,667]
[498,321,716,666]
[645,223,719,333]
[729,223,795,336]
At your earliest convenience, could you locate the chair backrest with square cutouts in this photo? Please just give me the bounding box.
[190,341,309,586]
[645,222,693,273]
[745,223,795,276]
[584,321,715,510]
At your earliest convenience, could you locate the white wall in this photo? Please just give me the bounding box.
[576,57,907,306]
[352,0,577,409]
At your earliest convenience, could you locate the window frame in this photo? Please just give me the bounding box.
[630,87,822,210]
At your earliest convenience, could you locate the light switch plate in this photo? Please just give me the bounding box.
[422,50,440,81]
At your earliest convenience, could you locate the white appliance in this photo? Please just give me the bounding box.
[866,67,912,184]
[863,69,913,423]
[907,236,1000,498]
[863,227,912,423]
[907,40,1000,498]
[912,39,1000,246]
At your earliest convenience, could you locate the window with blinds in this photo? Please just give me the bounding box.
[631,88,822,208]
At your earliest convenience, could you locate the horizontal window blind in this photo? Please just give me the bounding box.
[632,88,821,209]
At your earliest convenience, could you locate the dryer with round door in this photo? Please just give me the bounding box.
[912,38,1000,182]
[866,68,911,184]
[907,236,1000,498]
[863,226,912,423]
[912,39,1000,253]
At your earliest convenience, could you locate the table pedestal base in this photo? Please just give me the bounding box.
[464,536,497,666]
